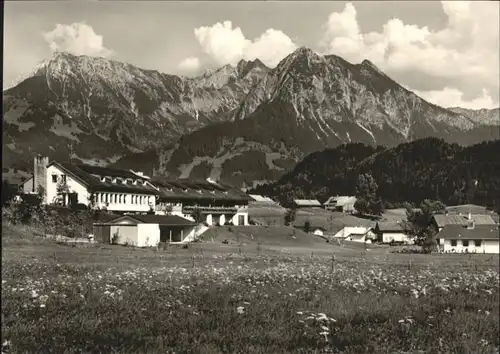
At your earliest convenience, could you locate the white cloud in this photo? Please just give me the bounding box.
[413,87,497,110]
[190,20,297,67]
[320,1,499,108]
[177,57,201,74]
[43,22,112,58]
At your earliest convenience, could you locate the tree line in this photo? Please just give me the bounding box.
[250,138,500,213]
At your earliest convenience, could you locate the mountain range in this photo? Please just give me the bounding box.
[3,48,499,186]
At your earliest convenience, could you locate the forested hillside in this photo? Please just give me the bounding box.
[250,138,500,210]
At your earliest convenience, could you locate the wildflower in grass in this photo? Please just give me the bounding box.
[236,306,245,314]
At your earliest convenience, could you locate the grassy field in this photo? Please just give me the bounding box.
[2,221,499,354]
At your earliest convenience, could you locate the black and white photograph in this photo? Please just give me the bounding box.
[2,0,499,352]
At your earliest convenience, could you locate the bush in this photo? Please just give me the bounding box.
[3,201,117,239]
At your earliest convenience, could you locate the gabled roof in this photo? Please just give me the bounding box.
[50,162,158,195]
[432,214,496,228]
[95,214,195,226]
[438,225,499,240]
[294,199,322,207]
[324,196,356,206]
[249,194,275,203]
[151,177,250,202]
[333,226,373,238]
[19,176,34,186]
[75,164,144,180]
[376,222,406,232]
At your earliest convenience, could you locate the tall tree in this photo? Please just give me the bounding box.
[404,199,446,253]
[304,220,311,233]
[2,180,18,206]
[355,173,384,215]
[284,207,297,226]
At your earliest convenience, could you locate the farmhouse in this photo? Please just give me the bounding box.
[152,177,250,226]
[24,156,158,212]
[93,214,197,246]
[332,226,375,243]
[437,224,499,254]
[293,199,322,208]
[431,213,496,232]
[323,196,357,213]
[374,222,412,244]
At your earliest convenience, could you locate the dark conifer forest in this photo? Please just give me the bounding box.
[250,138,500,211]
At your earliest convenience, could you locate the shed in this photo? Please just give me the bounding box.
[93,214,196,247]
[293,199,322,208]
[312,226,327,236]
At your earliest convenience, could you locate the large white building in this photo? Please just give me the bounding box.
[22,156,158,212]
[21,156,251,226]
[437,224,499,254]
[152,177,250,226]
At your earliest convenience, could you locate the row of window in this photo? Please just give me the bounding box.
[100,176,147,186]
[52,174,66,183]
[94,193,153,205]
[450,239,482,247]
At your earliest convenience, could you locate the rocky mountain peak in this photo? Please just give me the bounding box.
[276,47,325,73]
[236,58,268,78]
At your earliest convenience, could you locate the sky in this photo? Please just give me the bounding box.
[4,1,499,110]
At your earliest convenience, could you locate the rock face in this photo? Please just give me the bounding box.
[447,107,500,126]
[3,52,269,174]
[3,48,499,186]
[150,48,499,187]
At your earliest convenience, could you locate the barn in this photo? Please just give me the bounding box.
[93,214,196,247]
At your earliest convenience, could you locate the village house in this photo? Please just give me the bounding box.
[323,196,357,213]
[151,177,250,226]
[332,226,376,243]
[437,222,499,254]
[311,226,327,236]
[293,199,322,208]
[93,214,198,246]
[23,156,158,212]
[374,222,412,244]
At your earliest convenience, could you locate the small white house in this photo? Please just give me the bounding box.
[375,222,411,244]
[332,226,375,243]
[93,214,198,247]
[312,227,327,236]
[437,224,499,254]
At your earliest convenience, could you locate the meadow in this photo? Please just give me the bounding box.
[2,221,499,354]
